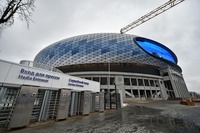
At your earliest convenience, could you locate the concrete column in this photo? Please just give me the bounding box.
[136,78,140,99]
[168,69,179,98]
[143,79,147,98]
[158,79,168,100]
[115,76,125,100]
[149,80,153,98]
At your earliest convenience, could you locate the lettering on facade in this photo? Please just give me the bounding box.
[18,68,60,83]
[68,78,89,87]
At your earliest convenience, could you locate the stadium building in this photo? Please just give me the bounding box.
[33,33,190,100]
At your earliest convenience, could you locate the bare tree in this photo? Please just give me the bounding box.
[0,0,35,29]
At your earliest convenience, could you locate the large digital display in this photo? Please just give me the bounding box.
[135,37,176,63]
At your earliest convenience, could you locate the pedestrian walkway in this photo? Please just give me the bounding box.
[9,101,200,133]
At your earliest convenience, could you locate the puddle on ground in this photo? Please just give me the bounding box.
[118,106,200,133]
[9,106,200,133]
[68,106,200,133]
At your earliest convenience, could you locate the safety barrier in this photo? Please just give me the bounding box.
[0,86,121,130]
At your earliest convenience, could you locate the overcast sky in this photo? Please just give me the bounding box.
[0,0,199,92]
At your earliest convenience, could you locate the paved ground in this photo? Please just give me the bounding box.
[130,100,200,127]
[6,100,200,133]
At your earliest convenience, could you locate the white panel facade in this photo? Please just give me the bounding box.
[0,59,100,92]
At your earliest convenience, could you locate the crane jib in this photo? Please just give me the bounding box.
[120,0,185,34]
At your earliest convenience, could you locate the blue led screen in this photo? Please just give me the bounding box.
[135,37,176,63]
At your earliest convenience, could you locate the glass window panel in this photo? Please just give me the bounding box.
[85,77,91,80]
[132,90,139,98]
[155,80,159,87]
[131,78,137,86]
[124,78,131,85]
[150,80,155,87]
[100,77,107,85]
[144,79,149,86]
[93,77,99,82]
[110,78,115,85]
[138,79,144,86]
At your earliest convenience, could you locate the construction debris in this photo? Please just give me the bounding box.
[180,98,195,106]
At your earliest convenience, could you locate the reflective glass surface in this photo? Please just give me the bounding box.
[33,33,178,71]
[135,37,176,63]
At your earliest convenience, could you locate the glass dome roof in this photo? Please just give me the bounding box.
[33,33,180,72]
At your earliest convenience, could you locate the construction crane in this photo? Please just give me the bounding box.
[120,0,185,34]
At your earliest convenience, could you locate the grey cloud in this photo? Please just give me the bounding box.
[0,0,199,92]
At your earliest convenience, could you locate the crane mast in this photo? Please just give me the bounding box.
[120,0,185,34]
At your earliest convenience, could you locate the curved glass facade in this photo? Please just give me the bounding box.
[135,37,177,63]
[33,33,180,72]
